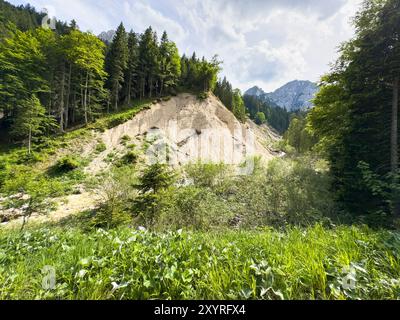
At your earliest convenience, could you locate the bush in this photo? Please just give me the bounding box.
[155,186,234,231]
[95,142,107,153]
[93,166,138,229]
[55,156,81,173]
[185,162,230,190]
[115,151,139,168]
[120,135,131,146]
[255,112,266,125]
[197,92,209,100]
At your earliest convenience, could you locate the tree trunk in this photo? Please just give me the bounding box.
[88,88,92,122]
[65,64,72,129]
[149,78,153,98]
[72,92,76,124]
[392,77,399,216]
[84,71,89,124]
[59,63,66,132]
[160,79,164,97]
[127,74,132,106]
[114,85,119,111]
[28,126,32,155]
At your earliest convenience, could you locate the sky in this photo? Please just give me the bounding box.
[9,0,363,92]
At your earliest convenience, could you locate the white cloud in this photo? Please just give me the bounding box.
[122,0,187,42]
[8,0,363,92]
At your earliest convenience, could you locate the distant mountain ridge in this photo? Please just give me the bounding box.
[98,30,116,43]
[245,80,319,111]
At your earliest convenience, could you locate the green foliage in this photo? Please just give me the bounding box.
[307,0,400,217]
[197,92,208,100]
[10,94,57,153]
[95,142,107,153]
[0,225,399,299]
[180,53,221,93]
[0,1,42,35]
[55,156,81,173]
[232,89,246,122]
[214,77,233,109]
[284,114,317,154]
[214,78,246,122]
[255,112,266,125]
[0,25,107,134]
[243,95,290,134]
[120,135,131,144]
[1,166,60,230]
[156,186,233,231]
[159,31,181,96]
[92,166,137,229]
[116,151,139,167]
[126,159,336,230]
[185,162,230,189]
[106,23,128,110]
[132,163,176,227]
[136,163,176,194]
[0,7,226,148]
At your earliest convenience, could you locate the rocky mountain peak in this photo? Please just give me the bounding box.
[245,80,319,111]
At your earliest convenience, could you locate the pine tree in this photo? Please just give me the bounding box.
[10,94,56,154]
[106,22,128,110]
[138,27,160,99]
[124,31,139,105]
[232,89,246,122]
[158,31,181,96]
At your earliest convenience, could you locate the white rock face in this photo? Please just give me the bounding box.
[245,80,319,111]
[245,86,265,97]
[84,93,280,175]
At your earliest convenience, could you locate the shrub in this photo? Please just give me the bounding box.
[94,166,138,229]
[95,142,107,153]
[155,186,234,231]
[197,92,209,100]
[105,152,117,163]
[255,112,266,125]
[185,162,230,189]
[116,151,139,167]
[55,156,81,173]
[120,135,131,145]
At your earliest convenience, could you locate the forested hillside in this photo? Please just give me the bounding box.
[243,94,291,134]
[0,1,245,151]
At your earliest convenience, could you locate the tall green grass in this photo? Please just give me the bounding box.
[0,224,399,300]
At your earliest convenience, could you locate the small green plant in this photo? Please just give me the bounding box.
[120,135,131,145]
[197,92,209,100]
[55,156,81,173]
[105,152,117,163]
[116,151,139,167]
[95,142,107,153]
